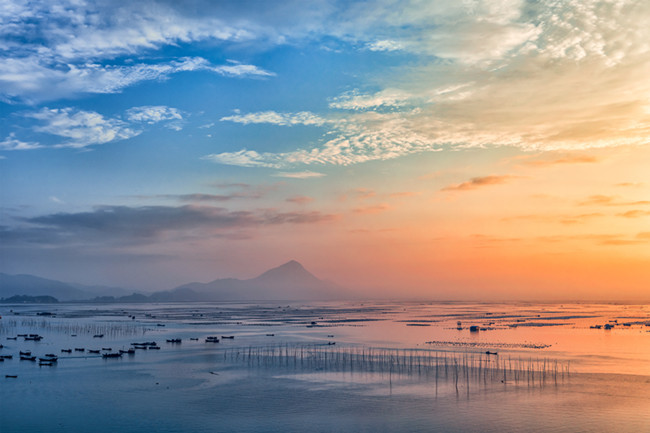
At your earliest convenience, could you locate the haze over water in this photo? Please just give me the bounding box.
[2,301,650,432]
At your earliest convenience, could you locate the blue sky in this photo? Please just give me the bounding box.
[2,1,650,299]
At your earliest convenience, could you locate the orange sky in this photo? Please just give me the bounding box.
[2,1,649,300]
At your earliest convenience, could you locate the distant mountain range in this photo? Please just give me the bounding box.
[152,260,343,301]
[0,273,132,302]
[0,260,345,302]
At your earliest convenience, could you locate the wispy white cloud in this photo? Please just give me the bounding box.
[126,106,182,124]
[273,171,326,179]
[366,40,402,52]
[329,89,413,110]
[0,57,273,103]
[28,108,140,149]
[221,111,328,127]
[5,0,650,162]
[0,0,285,102]
[201,150,281,168]
[0,133,41,150]
[206,110,442,167]
[126,105,184,131]
[213,61,274,78]
[219,1,650,166]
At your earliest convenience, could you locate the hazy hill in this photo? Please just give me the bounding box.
[158,260,344,301]
[0,273,131,301]
[1,260,345,302]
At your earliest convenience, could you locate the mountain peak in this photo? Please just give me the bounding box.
[254,260,311,280]
[277,260,304,270]
[168,259,344,301]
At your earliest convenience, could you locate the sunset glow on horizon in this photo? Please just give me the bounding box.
[2,1,649,301]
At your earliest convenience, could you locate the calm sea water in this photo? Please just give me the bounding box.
[1,302,649,432]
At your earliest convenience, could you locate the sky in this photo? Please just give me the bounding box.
[1,0,650,301]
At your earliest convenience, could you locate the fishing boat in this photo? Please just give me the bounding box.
[102,352,122,358]
[88,349,100,354]
[205,336,219,343]
[39,356,57,362]
[20,355,36,361]
[166,338,182,343]
[221,336,235,339]
[61,349,72,353]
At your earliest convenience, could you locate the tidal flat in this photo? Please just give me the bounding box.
[1,302,649,432]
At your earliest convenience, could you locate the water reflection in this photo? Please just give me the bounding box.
[1,301,649,432]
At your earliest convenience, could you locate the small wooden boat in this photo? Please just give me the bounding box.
[189,338,199,341]
[39,361,53,366]
[1,355,13,359]
[102,352,122,358]
[5,375,18,378]
[17,334,27,337]
[93,334,104,338]
[101,347,112,351]
[266,334,275,337]
[6,337,17,340]
[20,355,36,361]
[469,326,480,332]
[45,353,56,357]
[75,348,85,352]
[485,351,498,355]
[205,336,219,343]
[119,348,136,355]
[19,351,31,356]
[61,349,72,353]
[39,357,57,362]
[24,336,43,341]
[131,341,157,346]
[166,338,182,343]
[88,350,100,354]
[221,336,235,339]
[148,346,161,350]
